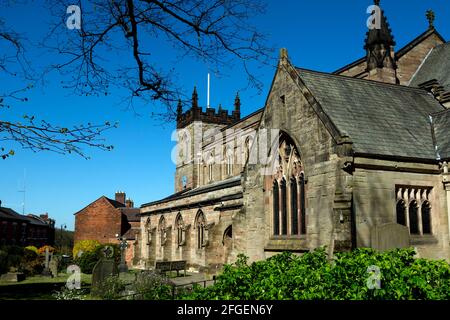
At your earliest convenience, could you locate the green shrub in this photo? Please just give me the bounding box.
[75,250,99,274]
[74,243,121,274]
[132,271,173,300]
[181,248,450,300]
[73,240,101,258]
[0,246,43,276]
[96,275,126,299]
[19,248,44,276]
[24,246,39,255]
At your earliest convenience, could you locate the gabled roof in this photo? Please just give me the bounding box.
[409,42,450,91]
[334,28,445,75]
[120,208,140,222]
[104,197,126,209]
[396,28,446,59]
[296,68,445,160]
[0,207,29,221]
[74,196,124,215]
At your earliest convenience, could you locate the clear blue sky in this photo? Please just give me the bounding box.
[1,0,449,230]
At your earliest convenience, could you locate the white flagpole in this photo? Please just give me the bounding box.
[207,73,210,109]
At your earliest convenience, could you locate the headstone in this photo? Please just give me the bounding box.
[0,272,25,282]
[371,223,410,251]
[119,239,129,273]
[90,246,119,297]
[44,248,50,269]
[42,248,52,276]
[49,258,58,278]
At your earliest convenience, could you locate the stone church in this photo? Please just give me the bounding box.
[137,4,450,271]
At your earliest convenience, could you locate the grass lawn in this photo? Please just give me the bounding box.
[0,273,92,300]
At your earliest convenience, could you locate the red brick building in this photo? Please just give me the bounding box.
[74,192,140,264]
[0,201,55,247]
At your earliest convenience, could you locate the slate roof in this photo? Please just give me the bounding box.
[120,208,141,222]
[0,207,29,221]
[409,42,450,91]
[431,109,450,159]
[25,214,50,226]
[104,197,126,208]
[296,68,446,160]
[141,175,241,208]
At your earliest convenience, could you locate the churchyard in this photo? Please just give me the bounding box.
[0,242,212,300]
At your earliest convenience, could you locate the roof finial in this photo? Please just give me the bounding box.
[234,92,241,111]
[426,9,435,29]
[279,48,289,65]
[192,86,199,109]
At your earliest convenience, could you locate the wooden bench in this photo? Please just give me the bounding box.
[155,260,187,277]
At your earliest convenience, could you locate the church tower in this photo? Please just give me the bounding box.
[364,0,399,84]
[174,88,241,192]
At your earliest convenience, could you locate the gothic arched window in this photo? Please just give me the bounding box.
[158,216,166,246]
[290,177,298,235]
[409,201,419,234]
[396,200,406,226]
[272,134,306,237]
[280,178,287,235]
[273,180,280,235]
[300,172,306,235]
[195,211,206,249]
[175,213,184,246]
[145,218,152,245]
[421,201,432,234]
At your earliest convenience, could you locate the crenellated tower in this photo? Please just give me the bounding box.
[174,88,241,192]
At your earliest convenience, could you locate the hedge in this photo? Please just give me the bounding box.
[182,248,450,300]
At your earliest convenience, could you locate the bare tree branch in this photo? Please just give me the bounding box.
[0,3,116,160]
[42,0,274,118]
[0,118,117,159]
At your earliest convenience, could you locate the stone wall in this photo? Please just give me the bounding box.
[235,57,350,263]
[353,160,450,261]
[140,182,242,271]
[335,59,367,78]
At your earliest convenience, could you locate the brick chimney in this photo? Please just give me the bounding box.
[125,198,134,208]
[40,213,49,222]
[115,191,126,205]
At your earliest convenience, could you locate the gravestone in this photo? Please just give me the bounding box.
[90,246,119,297]
[0,272,25,282]
[42,248,52,277]
[49,258,59,277]
[371,223,410,251]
